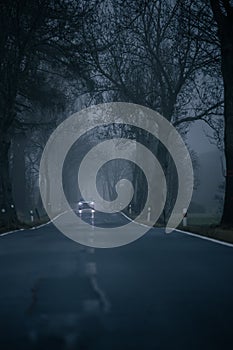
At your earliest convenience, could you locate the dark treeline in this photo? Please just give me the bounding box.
[0,0,232,228]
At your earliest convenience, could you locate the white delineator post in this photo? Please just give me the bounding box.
[129,204,132,215]
[147,207,151,222]
[30,210,34,223]
[183,208,187,227]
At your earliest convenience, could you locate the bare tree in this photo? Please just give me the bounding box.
[0,0,96,228]
[209,0,233,226]
[78,0,223,216]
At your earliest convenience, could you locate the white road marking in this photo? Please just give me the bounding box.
[90,276,111,313]
[0,211,69,237]
[88,237,94,244]
[3,210,231,249]
[85,262,97,276]
[83,299,100,313]
[87,247,95,254]
[175,228,233,248]
[84,258,111,314]
[121,211,151,229]
[121,212,233,248]
[0,228,25,237]
[30,211,70,230]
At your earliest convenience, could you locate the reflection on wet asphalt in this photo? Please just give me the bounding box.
[1,212,233,349]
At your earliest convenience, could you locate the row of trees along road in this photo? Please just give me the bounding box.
[0,0,100,227]
[210,0,233,226]
[0,0,233,228]
[78,0,224,221]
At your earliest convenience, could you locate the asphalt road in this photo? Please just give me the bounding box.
[0,212,233,350]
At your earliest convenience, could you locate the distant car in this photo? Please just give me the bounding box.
[78,200,95,214]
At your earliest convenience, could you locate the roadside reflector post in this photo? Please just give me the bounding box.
[147,207,151,222]
[129,204,132,215]
[29,210,34,223]
[183,208,187,227]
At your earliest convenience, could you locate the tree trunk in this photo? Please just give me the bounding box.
[0,132,19,228]
[220,26,233,226]
[12,132,27,212]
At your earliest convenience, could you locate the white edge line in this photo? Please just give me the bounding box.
[0,211,69,238]
[121,211,152,229]
[121,212,233,248]
[2,210,233,248]
[175,228,233,248]
[0,228,25,237]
